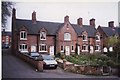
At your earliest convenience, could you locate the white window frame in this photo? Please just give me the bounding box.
[64,33,71,41]
[39,44,47,52]
[60,45,64,52]
[82,44,88,52]
[71,45,75,52]
[20,31,27,40]
[95,45,101,52]
[96,35,100,41]
[6,36,9,44]
[19,44,28,53]
[40,31,46,40]
[82,35,88,41]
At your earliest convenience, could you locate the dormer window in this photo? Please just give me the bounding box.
[40,31,46,40]
[64,33,71,41]
[20,31,27,40]
[82,35,87,41]
[96,35,100,41]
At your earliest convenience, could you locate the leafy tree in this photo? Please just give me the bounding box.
[114,38,120,64]
[107,36,119,47]
[2,1,13,28]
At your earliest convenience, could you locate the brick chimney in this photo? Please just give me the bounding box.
[64,15,69,23]
[77,18,83,27]
[89,18,95,27]
[12,8,16,19]
[32,11,36,24]
[108,21,114,28]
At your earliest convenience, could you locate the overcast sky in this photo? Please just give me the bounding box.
[4,1,119,31]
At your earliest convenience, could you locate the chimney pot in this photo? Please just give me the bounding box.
[90,18,95,27]
[64,15,69,23]
[108,21,114,28]
[77,18,83,27]
[32,11,36,24]
[12,8,16,19]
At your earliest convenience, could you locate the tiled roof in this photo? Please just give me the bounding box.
[100,27,120,37]
[15,19,63,35]
[72,24,97,37]
[101,27,115,37]
[15,19,97,37]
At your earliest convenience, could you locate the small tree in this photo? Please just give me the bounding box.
[107,36,119,47]
[114,38,120,64]
[2,1,13,28]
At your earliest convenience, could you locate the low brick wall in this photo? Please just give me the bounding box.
[16,52,43,72]
[57,59,108,75]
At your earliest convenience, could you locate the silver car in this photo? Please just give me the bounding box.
[41,54,58,69]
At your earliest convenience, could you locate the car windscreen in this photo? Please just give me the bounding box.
[31,52,39,57]
[42,55,54,60]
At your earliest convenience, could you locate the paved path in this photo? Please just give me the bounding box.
[2,49,119,79]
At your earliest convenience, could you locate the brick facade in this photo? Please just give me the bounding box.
[2,29,11,48]
[12,8,102,56]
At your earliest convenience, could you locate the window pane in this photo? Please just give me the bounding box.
[21,32,23,38]
[25,45,27,49]
[72,46,74,50]
[40,32,46,40]
[64,33,71,40]
[20,45,22,49]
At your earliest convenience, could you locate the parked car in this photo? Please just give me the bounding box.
[41,54,58,69]
[29,52,43,61]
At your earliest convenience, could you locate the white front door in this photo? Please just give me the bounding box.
[50,46,54,56]
[90,46,93,54]
[65,46,70,55]
[31,46,36,52]
[77,46,80,55]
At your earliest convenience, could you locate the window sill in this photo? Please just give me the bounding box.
[95,50,101,52]
[60,51,64,53]
[64,40,71,42]
[83,40,88,42]
[71,50,75,52]
[40,39,46,41]
[20,51,29,53]
[20,38,27,40]
[96,40,100,42]
[39,51,48,52]
[82,50,88,52]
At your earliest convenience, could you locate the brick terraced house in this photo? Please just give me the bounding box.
[12,8,102,56]
[2,29,11,48]
[97,21,120,51]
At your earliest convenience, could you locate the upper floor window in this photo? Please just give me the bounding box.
[96,35,100,41]
[82,35,87,41]
[64,33,71,41]
[40,31,46,40]
[20,31,27,40]
[19,44,28,53]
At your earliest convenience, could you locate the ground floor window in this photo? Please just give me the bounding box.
[19,44,28,52]
[95,45,101,52]
[71,45,75,52]
[60,45,64,52]
[82,44,88,52]
[39,44,47,52]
